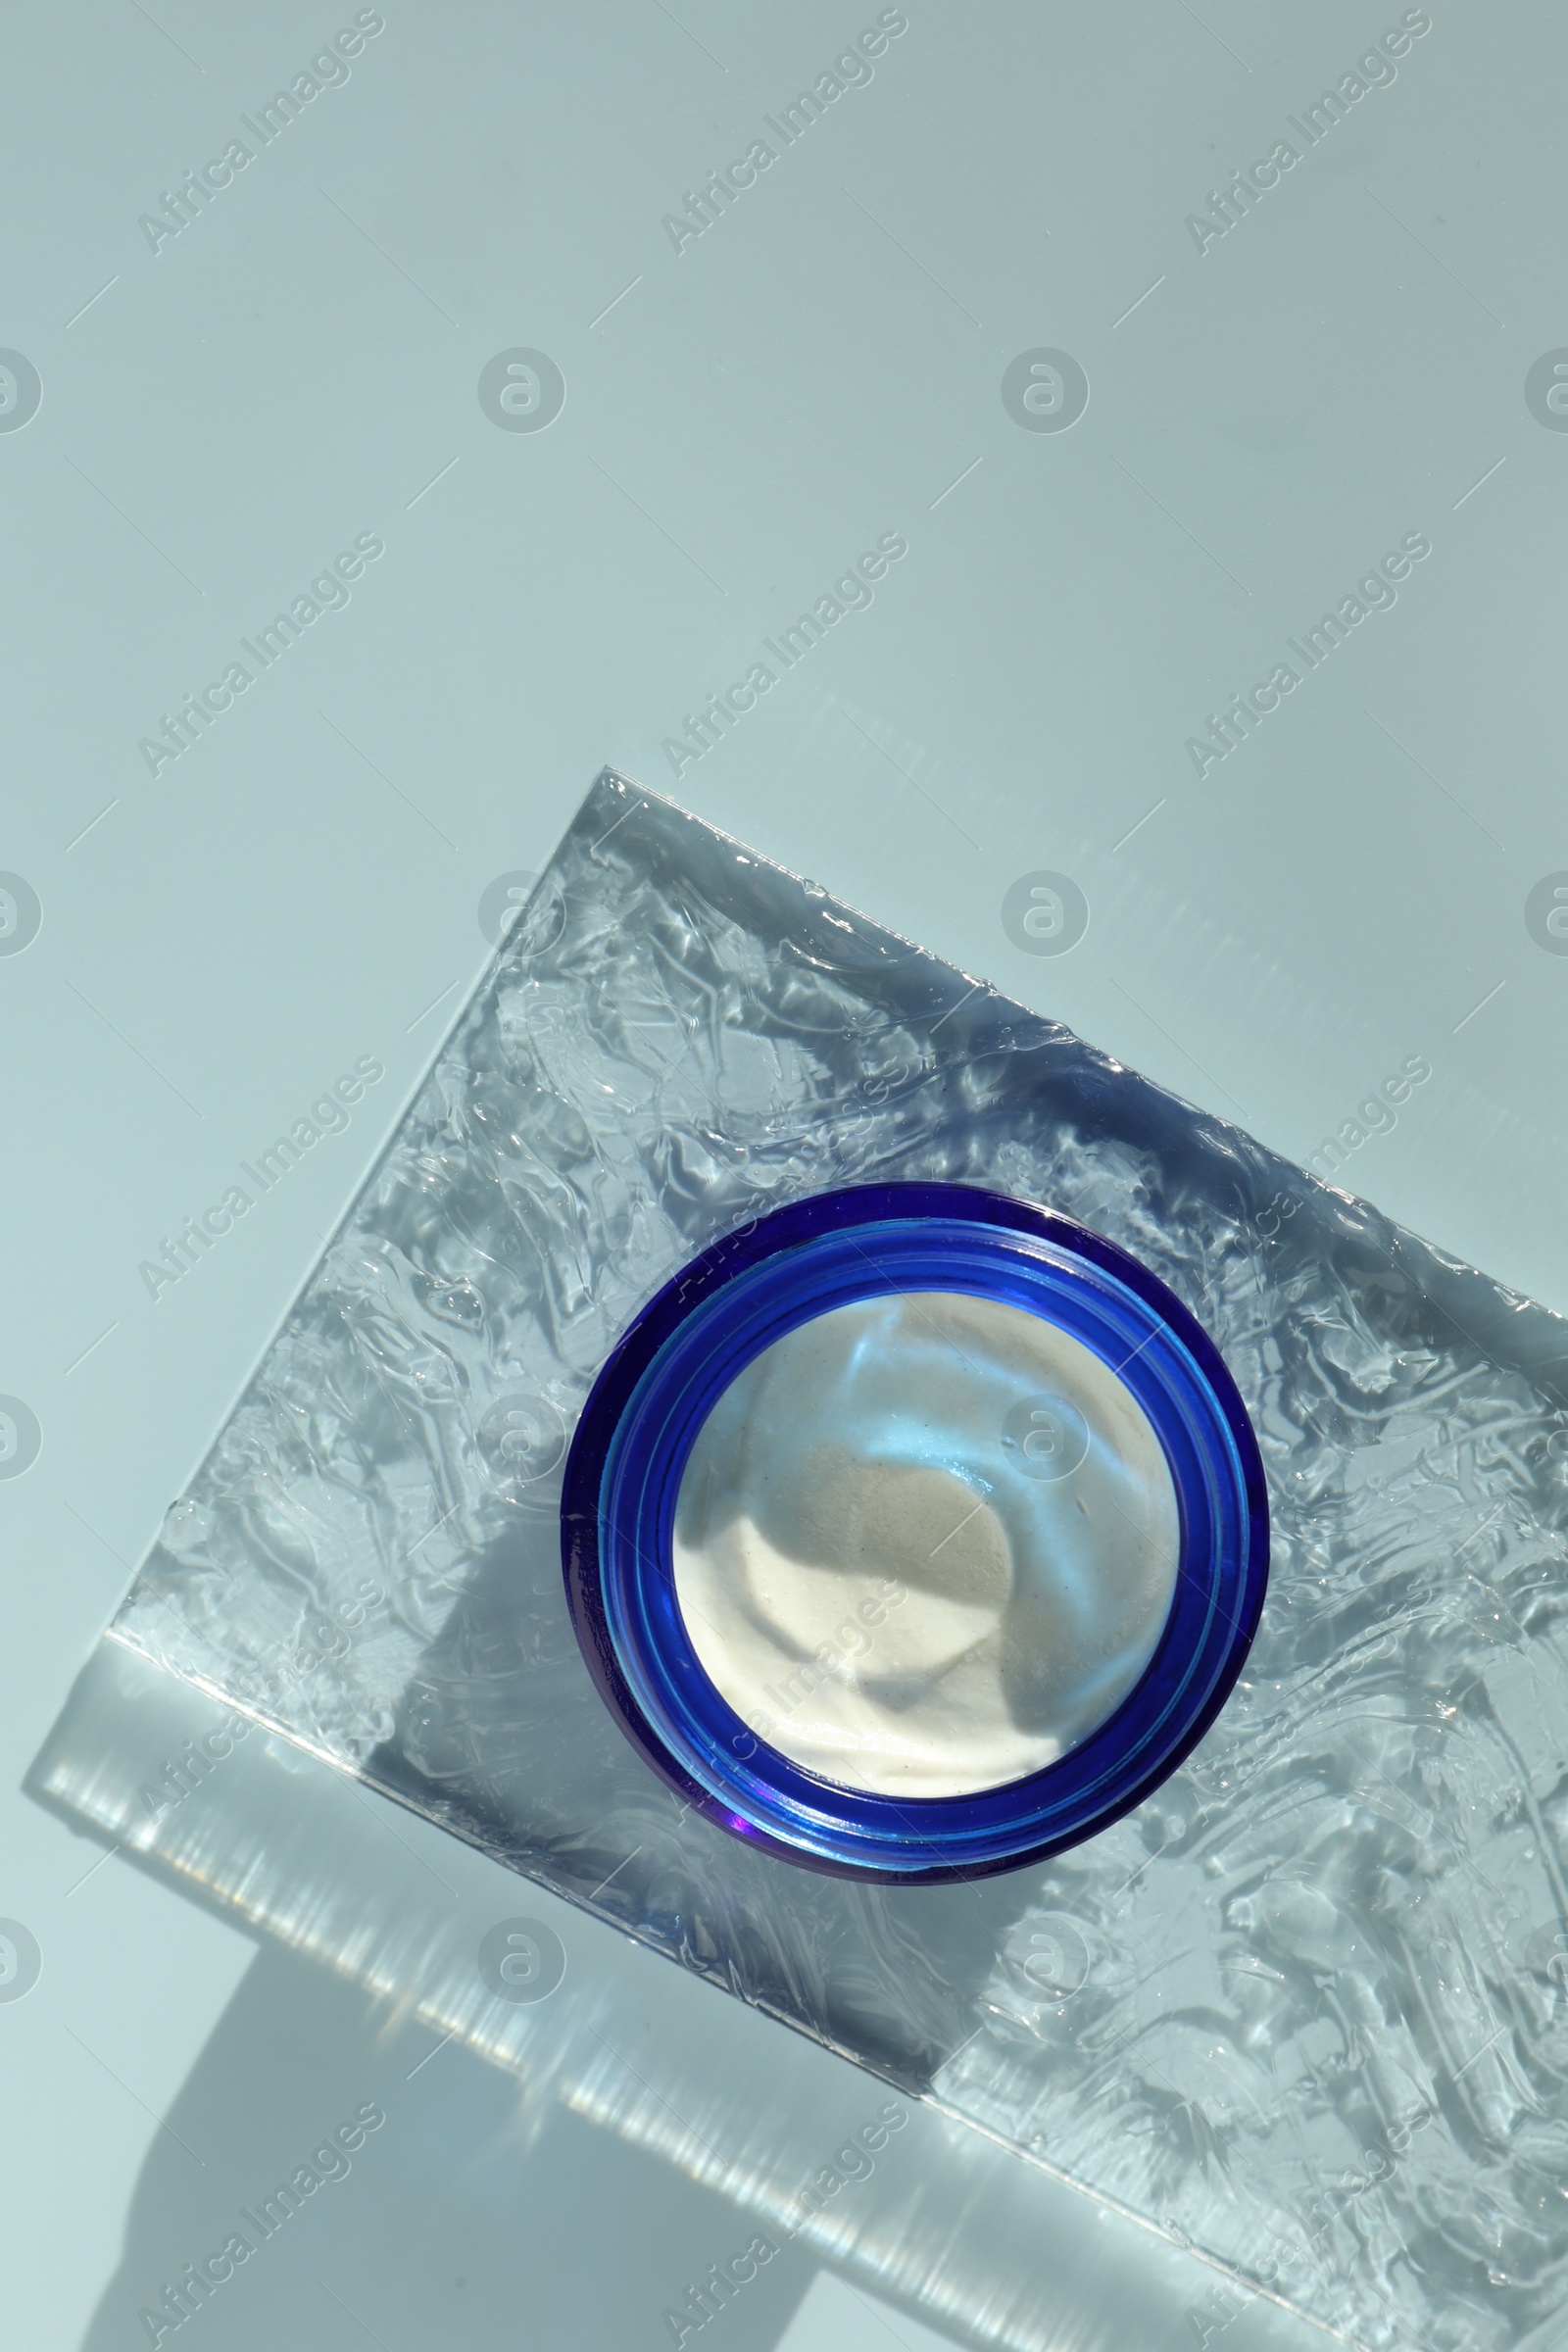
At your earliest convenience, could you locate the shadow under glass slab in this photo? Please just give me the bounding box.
[33,1641,1343,2352]
[75,1939,815,2352]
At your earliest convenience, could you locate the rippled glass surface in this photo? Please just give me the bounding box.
[99,770,1568,2352]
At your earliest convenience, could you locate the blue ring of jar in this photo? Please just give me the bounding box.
[562,1182,1268,1883]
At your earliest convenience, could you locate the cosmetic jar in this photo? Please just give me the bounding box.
[562,1182,1267,1881]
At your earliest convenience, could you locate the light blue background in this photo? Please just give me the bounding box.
[2,3,1563,2344]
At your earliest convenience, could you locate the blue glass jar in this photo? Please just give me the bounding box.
[562,1183,1268,1883]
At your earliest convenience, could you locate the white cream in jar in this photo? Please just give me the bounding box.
[671,1290,1181,1797]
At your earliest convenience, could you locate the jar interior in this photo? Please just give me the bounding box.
[671,1290,1181,1798]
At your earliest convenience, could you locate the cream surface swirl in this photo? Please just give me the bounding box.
[672,1291,1180,1797]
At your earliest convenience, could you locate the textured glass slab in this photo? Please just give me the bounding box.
[100,771,1568,2352]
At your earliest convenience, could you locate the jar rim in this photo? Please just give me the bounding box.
[561,1181,1269,1883]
